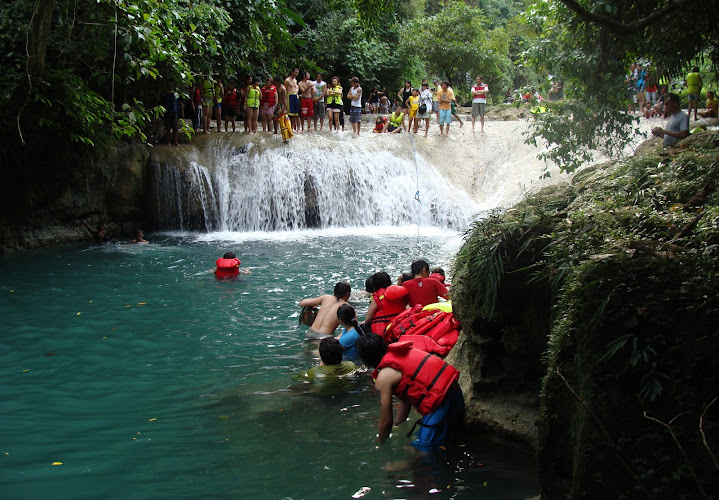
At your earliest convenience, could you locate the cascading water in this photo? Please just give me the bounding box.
[150,134,477,232]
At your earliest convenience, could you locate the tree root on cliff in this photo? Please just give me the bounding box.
[700,397,719,473]
[643,410,710,499]
[555,368,655,499]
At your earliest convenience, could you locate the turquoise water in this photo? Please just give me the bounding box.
[0,230,537,499]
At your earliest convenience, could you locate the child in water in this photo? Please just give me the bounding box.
[292,337,358,395]
[336,303,364,362]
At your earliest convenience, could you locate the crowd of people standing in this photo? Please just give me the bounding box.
[163,70,491,141]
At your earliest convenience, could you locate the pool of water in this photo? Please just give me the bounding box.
[0,229,538,499]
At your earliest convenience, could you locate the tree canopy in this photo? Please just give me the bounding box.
[523,0,719,172]
[1,0,716,174]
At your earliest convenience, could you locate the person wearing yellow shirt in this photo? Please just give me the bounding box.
[686,66,702,120]
[698,90,717,118]
[437,81,455,137]
[406,88,420,134]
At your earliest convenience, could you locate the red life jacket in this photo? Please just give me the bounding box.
[225,89,238,108]
[193,87,202,106]
[261,85,277,106]
[381,304,437,342]
[370,286,408,335]
[429,272,445,283]
[396,334,450,357]
[373,342,459,415]
[215,257,240,278]
[436,329,459,348]
[382,305,429,342]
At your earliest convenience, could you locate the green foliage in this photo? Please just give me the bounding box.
[454,186,573,319]
[526,99,641,174]
[452,135,719,496]
[219,0,302,78]
[519,0,719,172]
[400,1,510,100]
[298,10,400,89]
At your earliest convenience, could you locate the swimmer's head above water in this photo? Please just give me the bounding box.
[333,281,351,300]
[319,337,343,365]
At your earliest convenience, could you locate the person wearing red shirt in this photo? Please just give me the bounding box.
[401,260,449,307]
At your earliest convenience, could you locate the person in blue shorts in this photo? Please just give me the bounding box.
[437,81,455,136]
[356,333,464,453]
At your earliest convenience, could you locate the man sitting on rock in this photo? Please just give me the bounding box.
[651,93,689,148]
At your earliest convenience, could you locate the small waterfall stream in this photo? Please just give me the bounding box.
[150,134,476,232]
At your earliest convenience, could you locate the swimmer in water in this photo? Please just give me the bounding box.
[336,303,364,362]
[214,251,251,278]
[299,281,351,339]
[132,229,149,244]
[81,219,106,245]
[295,337,357,380]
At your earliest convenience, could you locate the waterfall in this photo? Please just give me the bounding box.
[150,133,477,232]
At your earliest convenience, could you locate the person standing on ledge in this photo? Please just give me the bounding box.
[284,68,300,131]
[471,75,488,133]
[437,82,455,137]
[686,66,702,121]
[347,77,363,135]
[651,93,689,148]
[299,281,351,339]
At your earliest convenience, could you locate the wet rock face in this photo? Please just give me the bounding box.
[303,176,320,228]
[448,270,552,448]
[0,143,150,253]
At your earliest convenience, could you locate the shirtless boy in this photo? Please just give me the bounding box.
[299,282,351,339]
[298,72,315,132]
[284,68,300,131]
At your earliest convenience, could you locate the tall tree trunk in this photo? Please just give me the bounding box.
[27,0,56,76]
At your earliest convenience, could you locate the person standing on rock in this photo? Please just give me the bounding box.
[471,75,488,133]
[437,82,455,137]
[313,73,327,132]
[162,83,181,146]
[417,82,433,138]
[347,77,363,135]
[284,68,300,131]
[298,71,315,133]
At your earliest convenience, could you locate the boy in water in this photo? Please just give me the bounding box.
[132,229,148,244]
[295,337,357,381]
[299,282,351,339]
[81,220,106,245]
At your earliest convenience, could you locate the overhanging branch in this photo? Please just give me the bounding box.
[557,0,699,36]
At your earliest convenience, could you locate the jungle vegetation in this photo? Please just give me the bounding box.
[0,0,717,176]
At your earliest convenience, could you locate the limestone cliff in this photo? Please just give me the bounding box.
[450,131,719,497]
[0,143,149,253]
